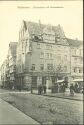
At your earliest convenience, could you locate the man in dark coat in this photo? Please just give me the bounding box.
[43,84,46,94]
[70,84,74,96]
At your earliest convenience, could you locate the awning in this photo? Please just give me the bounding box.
[73,79,83,82]
[57,80,64,83]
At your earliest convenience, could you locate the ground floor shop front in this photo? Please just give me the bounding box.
[15,72,69,91]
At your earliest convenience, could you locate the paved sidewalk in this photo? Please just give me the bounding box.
[0,88,83,101]
[0,98,40,124]
[45,92,83,101]
[32,89,83,101]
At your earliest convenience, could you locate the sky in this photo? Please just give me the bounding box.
[0,1,83,67]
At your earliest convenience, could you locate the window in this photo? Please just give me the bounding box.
[74,68,77,73]
[46,44,52,50]
[34,36,39,42]
[55,37,60,43]
[32,35,43,42]
[47,64,53,70]
[40,64,44,70]
[46,53,49,59]
[79,68,82,73]
[31,64,35,71]
[37,43,41,49]
[38,35,43,41]
[40,52,44,59]
[45,53,53,59]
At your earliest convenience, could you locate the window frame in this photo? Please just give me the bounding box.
[31,64,35,71]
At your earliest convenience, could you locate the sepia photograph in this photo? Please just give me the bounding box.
[0,1,83,124]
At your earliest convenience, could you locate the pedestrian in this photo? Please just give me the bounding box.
[70,83,74,96]
[55,83,58,93]
[60,83,63,93]
[40,84,43,95]
[74,83,79,93]
[43,84,46,94]
[58,83,60,93]
[63,83,66,93]
[38,83,42,95]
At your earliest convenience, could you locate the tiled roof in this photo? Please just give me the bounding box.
[23,20,66,38]
[23,21,82,47]
[66,38,83,47]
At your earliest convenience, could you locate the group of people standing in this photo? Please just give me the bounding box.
[52,82,67,93]
[37,84,46,95]
[37,82,67,95]
[37,82,82,96]
[70,83,82,95]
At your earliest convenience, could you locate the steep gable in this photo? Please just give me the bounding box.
[23,21,69,45]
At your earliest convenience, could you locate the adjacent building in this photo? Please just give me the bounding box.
[0,42,17,88]
[7,42,17,88]
[67,38,83,87]
[0,59,7,87]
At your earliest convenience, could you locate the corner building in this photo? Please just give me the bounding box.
[16,21,71,89]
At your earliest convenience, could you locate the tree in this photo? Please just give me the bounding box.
[47,63,64,84]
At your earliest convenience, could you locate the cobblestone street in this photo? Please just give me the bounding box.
[0,90,83,124]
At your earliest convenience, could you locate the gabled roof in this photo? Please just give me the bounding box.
[23,21,82,47]
[23,20,66,38]
[66,38,83,47]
